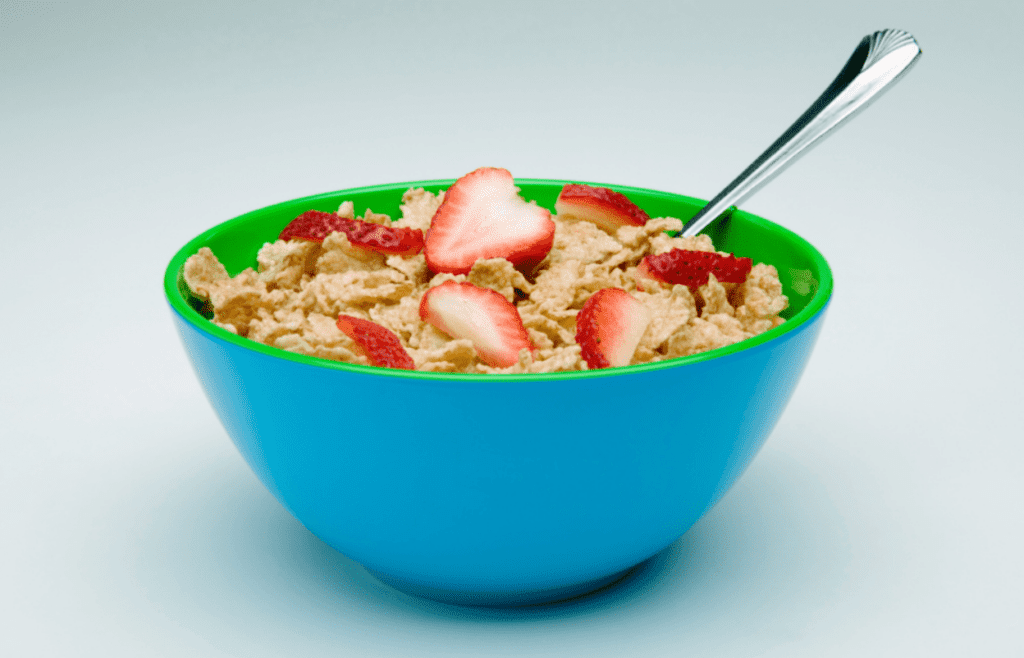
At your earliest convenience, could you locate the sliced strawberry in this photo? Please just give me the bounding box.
[575,288,652,369]
[280,210,424,256]
[638,249,753,288]
[554,183,650,232]
[424,167,555,274]
[419,281,532,368]
[336,315,416,370]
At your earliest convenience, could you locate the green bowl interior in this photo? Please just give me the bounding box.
[165,179,832,380]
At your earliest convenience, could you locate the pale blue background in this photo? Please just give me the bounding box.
[2,1,1021,655]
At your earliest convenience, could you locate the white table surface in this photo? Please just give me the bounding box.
[3,1,1021,655]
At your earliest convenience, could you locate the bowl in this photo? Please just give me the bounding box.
[164,178,832,606]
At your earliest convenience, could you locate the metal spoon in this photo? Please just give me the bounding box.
[680,29,922,237]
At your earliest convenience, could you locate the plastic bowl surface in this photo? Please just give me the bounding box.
[164,179,832,606]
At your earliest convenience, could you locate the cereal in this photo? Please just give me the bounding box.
[257,239,319,289]
[314,232,387,275]
[183,181,789,373]
[697,274,735,317]
[183,246,229,296]
[633,285,698,359]
[467,258,533,303]
[394,187,445,232]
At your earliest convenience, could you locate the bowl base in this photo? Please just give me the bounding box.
[366,562,644,607]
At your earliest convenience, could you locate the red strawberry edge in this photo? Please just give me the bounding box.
[280,210,424,256]
[638,249,753,289]
[336,315,416,370]
[554,183,650,230]
[424,167,555,274]
[418,280,533,368]
[575,288,653,370]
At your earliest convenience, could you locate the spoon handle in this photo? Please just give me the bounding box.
[680,29,922,237]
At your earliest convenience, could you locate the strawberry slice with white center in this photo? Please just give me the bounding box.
[554,183,650,232]
[424,167,555,274]
[336,315,416,370]
[575,288,653,369]
[419,281,533,368]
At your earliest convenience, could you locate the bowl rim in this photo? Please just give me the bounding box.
[165,177,833,381]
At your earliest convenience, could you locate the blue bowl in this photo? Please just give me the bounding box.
[165,179,832,606]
